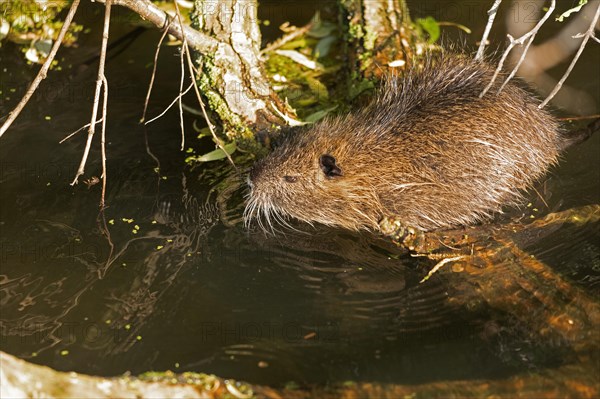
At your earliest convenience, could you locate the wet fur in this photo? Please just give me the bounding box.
[245,53,566,232]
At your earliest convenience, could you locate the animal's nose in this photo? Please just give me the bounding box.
[248,161,264,184]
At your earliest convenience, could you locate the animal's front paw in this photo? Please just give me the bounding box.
[379,217,470,283]
[378,217,425,251]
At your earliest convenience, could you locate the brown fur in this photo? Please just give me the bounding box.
[244,53,566,232]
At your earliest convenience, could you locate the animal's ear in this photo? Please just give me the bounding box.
[319,154,343,178]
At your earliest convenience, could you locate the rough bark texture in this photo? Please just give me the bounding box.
[190,0,290,144]
[339,0,417,81]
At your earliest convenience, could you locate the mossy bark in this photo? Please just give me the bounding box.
[3,348,598,398]
[338,0,418,94]
[188,0,419,145]
[189,0,291,146]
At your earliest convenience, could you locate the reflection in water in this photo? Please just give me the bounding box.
[0,153,221,365]
[0,138,597,384]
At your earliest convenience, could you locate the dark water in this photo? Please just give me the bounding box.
[1,0,599,388]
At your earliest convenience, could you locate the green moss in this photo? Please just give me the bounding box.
[2,0,83,61]
[195,55,254,142]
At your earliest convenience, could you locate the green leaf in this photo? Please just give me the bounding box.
[274,50,323,70]
[416,16,440,44]
[308,21,337,38]
[556,0,587,22]
[305,76,329,102]
[349,79,375,100]
[188,142,236,162]
[314,35,337,58]
[304,106,338,123]
[195,125,212,138]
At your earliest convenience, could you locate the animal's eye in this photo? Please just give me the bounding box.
[319,154,343,178]
[284,175,298,183]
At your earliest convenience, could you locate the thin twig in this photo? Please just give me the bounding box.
[141,21,171,123]
[419,256,466,283]
[144,82,194,125]
[480,0,555,97]
[71,0,112,185]
[59,118,104,143]
[260,21,314,56]
[100,76,109,208]
[173,2,237,169]
[539,2,600,108]
[174,0,186,151]
[185,56,237,170]
[531,185,550,210]
[558,114,600,121]
[0,0,81,138]
[497,34,536,93]
[475,0,502,61]
[97,208,115,279]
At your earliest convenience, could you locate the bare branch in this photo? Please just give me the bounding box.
[59,118,104,144]
[539,2,600,108]
[71,0,113,185]
[260,21,314,56]
[0,0,81,138]
[143,83,194,125]
[480,0,555,97]
[100,76,109,208]
[178,46,186,150]
[141,22,170,123]
[173,1,237,169]
[497,34,535,93]
[475,0,503,61]
[174,0,186,151]
[107,0,219,53]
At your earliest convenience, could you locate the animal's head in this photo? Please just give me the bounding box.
[244,119,383,233]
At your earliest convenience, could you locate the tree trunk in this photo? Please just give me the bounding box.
[190,0,291,145]
[339,0,416,85]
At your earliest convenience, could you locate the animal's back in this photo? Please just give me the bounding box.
[341,55,564,230]
[246,53,566,232]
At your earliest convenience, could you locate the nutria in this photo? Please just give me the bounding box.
[244,53,582,233]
